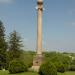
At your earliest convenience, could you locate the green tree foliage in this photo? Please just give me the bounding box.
[69,65,75,71]
[9,60,27,74]
[0,21,7,69]
[44,52,71,64]
[20,51,34,68]
[45,52,71,72]
[57,63,66,73]
[71,59,75,65]
[69,59,75,71]
[8,30,23,61]
[39,62,57,75]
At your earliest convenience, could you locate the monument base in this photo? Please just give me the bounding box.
[30,54,43,72]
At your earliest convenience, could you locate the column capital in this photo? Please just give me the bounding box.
[37,0,43,5]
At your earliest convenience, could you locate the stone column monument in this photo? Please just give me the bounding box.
[31,0,43,72]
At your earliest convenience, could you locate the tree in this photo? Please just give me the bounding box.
[8,30,23,61]
[44,52,71,72]
[39,62,57,75]
[0,20,7,69]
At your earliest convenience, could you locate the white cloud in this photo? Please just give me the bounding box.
[0,0,13,3]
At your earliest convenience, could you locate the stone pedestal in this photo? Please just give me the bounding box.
[31,54,43,72]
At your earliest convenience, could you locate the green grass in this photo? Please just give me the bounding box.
[0,70,75,75]
[58,71,75,75]
[0,70,39,75]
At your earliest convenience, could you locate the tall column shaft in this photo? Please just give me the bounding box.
[37,3,43,55]
[31,0,43,72]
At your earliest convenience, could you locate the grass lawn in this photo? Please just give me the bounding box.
[0,70,39,75]
[0,70,75,75]
[58,71,75,75]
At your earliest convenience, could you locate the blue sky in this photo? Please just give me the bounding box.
[0,0,75,52]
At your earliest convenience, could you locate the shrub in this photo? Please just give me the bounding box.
[71,59,75,65]
[57,64,66,73]
[39,62,57,75]
[8,60,27,74]
[69,65,75,71]
[53,62,66,73]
